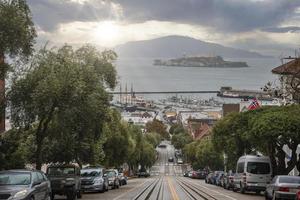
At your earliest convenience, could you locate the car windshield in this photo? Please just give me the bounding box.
[81,169,101,177]
[47,167,75,176]
[105,171,115,178]
[0,173,31,185]
[247,162,270,174]
[279,177,300,184]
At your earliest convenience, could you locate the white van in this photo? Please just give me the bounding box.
[233,155,272,194]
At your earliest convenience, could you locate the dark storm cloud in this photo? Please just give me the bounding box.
[27,0,115,31]
[114,0,300,32]
[262,26,300,33]
[27,0,300,33]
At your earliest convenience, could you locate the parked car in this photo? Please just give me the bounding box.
[233,155,272,194]
[196,170,207,179]
[223,172,235,190]
[183,171,190,177]
[168,157,174,162]
[104,170,119,189]
[0,169,51,200]
[211,171,224,185]
[205,172,214,184]
[188,171,193,178]
[297,190,300,200]
[80,167,108,193]
[137,170,150,178]
[215,172,225,186]
[265,176,300,200]
[177,158,183,164]
[47,164,82,200]
[119,172,127,185]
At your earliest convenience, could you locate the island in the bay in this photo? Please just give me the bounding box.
[153,56,248,68]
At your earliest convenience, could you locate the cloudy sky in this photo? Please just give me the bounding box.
[27,0,300,56]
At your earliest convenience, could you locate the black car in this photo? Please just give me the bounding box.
[0,169,51,200]
[47,164,82,200]
[137,170,150,178]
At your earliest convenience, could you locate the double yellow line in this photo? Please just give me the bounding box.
[167,177,180,200]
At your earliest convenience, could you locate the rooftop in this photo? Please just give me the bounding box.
[272,58,300,75]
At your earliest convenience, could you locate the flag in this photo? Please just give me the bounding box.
[248,98,260,110]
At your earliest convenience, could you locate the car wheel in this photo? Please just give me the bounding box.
[51,194,55,200]
[45,193,51,200]
[265,191,270,200]
[67,192,76,200]
[77,190,82,199]
[240,183,245,194]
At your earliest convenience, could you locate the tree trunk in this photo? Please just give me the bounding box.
[0,52,5,133]
[35,103,57,170]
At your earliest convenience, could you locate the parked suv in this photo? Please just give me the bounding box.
[0,169,51,200]
[47,164,82,200]
[80,167,108,193]
[104,170,119,189]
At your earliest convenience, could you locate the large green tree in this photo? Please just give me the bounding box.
[0,0,36,130]
[212,105,300,175]
[145,119,169,139]
[8,45,117,169]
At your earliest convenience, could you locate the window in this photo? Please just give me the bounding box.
[237,162,245,173]
[47,167,75,176]
[0,173,31,185]
[37,172,44,182]
[32,172,39,183]
[247,162,270,174]
[279,176,300,184]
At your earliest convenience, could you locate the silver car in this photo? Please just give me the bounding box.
[80,168,108,193]
[265,176,300,200]
[0,169,51,200]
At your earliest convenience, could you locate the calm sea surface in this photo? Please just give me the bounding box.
[115,57,281,101]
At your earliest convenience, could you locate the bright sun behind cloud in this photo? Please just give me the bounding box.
[93,21,120,47]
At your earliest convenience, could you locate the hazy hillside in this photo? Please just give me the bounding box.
[115,35,270,58]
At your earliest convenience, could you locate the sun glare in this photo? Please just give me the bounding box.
[94,21,120,47]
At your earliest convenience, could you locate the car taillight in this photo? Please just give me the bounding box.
[278,187,289,192]
[242,173,247,183]
[297,191,300,200]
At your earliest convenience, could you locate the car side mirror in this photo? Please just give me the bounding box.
[33,181,42,187]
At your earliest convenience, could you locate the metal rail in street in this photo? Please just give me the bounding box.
[176,177,218,200]
[133,177,164,200]
[110,91,220,95]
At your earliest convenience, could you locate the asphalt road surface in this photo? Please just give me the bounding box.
[60,141,265,200]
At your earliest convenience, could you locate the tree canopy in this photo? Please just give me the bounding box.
[8,45,117,169]
[212,105,300,175]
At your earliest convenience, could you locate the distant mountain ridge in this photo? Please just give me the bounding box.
[115,35,271,58]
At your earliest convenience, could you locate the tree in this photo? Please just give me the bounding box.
[212,105,300,175]
[184,139,223,170]
[8,45,117,169]
[171,132,193,150]
[169,123,185,135]
[144,132,161,147]
[103,110,132,168]
[0,0,36,130]
[145,119,169,139]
